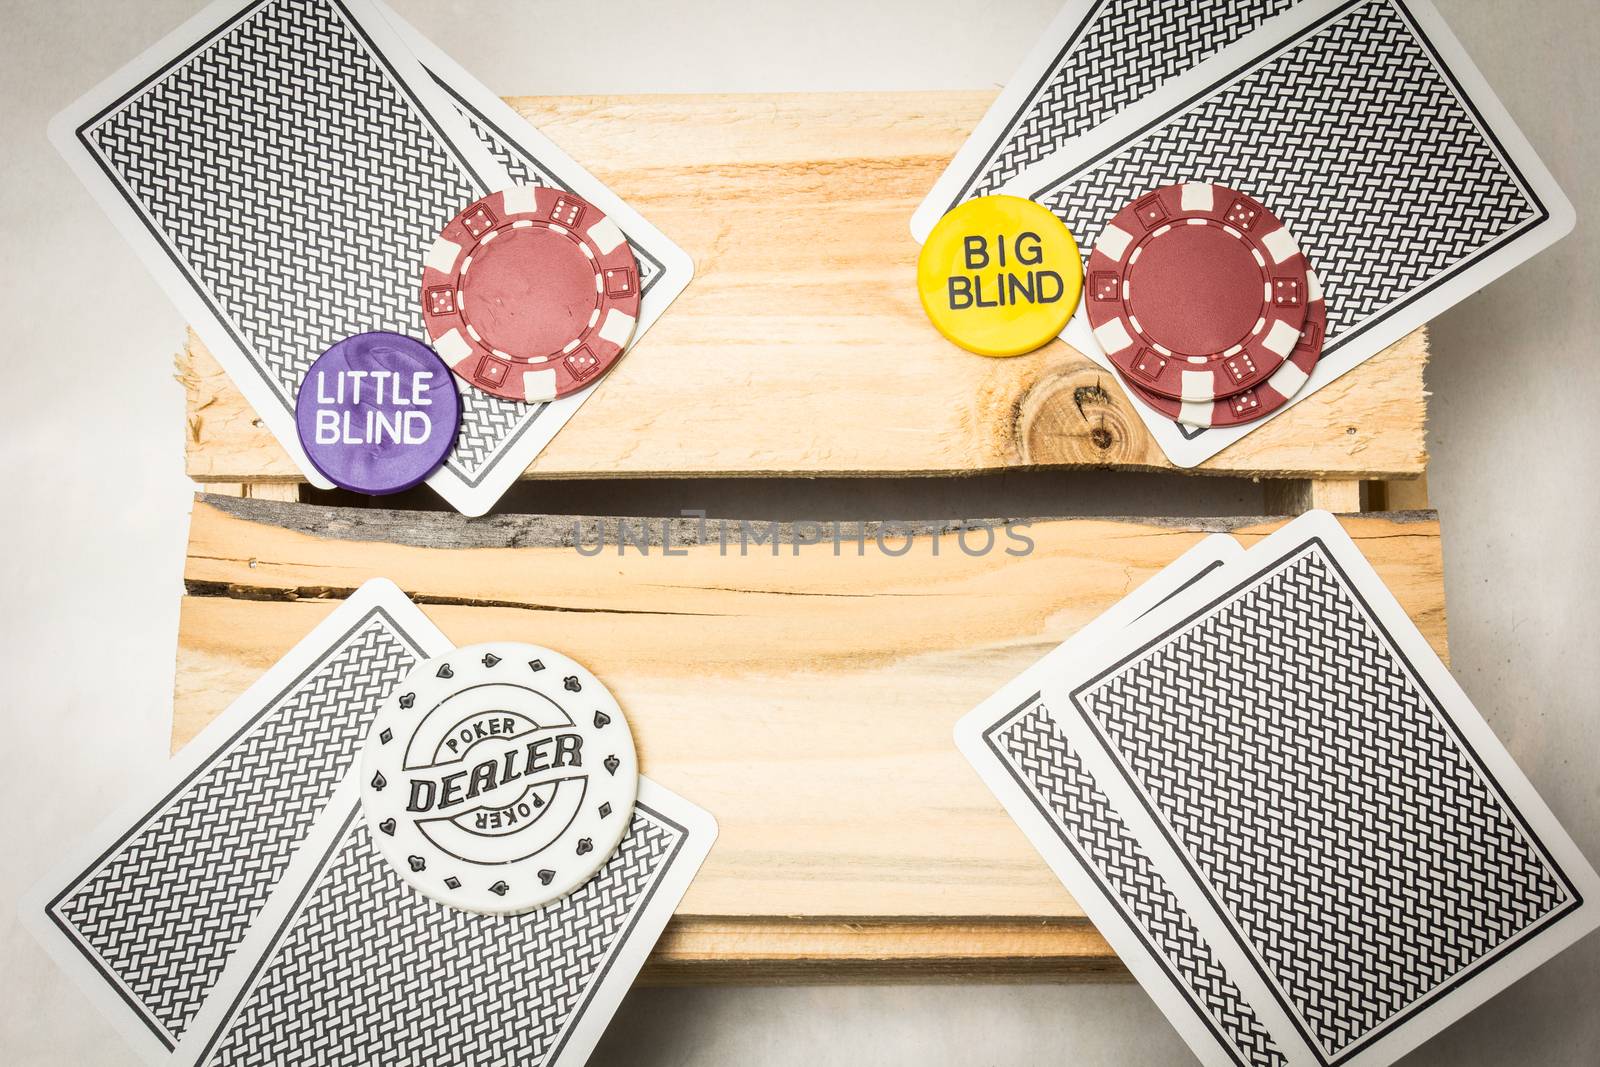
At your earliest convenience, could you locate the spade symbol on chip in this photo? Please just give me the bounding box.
[371,771,386,791]
[604,755,620,775]
[593,710,611,729]
[408,855,426,872]
[490,881,510,896]
[563,675,581,692]
[378,818,396,836]
[481,652,501,668]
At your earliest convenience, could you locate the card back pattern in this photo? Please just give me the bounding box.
[991,700,1286,1067]
[199,804,687,1066]
[1071,538,1581,1062]
[1026,0,1548,359]
[47,607,426,1047]
[954,0,1295,205]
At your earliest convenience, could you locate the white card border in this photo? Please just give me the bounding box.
[174,775,716,1067]
[1040,511,1600,1066]
[48,0,513,499]
[955,534,1278,1067]
[18,578,449,1065]
[374,0,696,516]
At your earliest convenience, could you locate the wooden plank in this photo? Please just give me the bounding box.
[640,918,1125,984]
[1372,474,1431,511]
[176,496,1447,978]
[179,91,1430,485]
[1263,478,1364,515]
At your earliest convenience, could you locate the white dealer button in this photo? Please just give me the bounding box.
[360,642,639,914]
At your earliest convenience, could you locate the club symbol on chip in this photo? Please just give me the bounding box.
[360,641,639,915]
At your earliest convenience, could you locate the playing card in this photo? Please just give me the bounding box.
[172,777,716,1067]
[1002,0,1574,468]
[1041,511,1600,1066]
[48,0,510,506]
[909,0,1304,242]
[20,579,449,1062]
[52,0,692,516]
[373,0,694,514]
[956,534,1297,1067]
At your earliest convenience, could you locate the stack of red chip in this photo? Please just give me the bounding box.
[421,185,640,405]
[1084,182,1323,429]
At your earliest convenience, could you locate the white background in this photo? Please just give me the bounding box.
[2,1,1596,1063]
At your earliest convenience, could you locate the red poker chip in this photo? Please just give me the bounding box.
[421,186,640,403]
[1085,182,1309,403]
[1127,272,1327,429]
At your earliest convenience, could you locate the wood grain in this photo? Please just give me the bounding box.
[176,496,1447,978]
[178,91,1430,485]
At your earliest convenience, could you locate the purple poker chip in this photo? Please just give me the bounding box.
[295,332,460,495]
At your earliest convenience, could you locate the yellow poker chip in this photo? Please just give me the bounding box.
[916,195,1083,357]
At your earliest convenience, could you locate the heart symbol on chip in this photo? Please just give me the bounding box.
[538,869,555,885]
[436,663,454,679]
[378,818,395,836]
[408,855,426,872]
[594,710,610,728]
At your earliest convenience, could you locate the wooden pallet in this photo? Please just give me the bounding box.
[171,92,1441,981]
